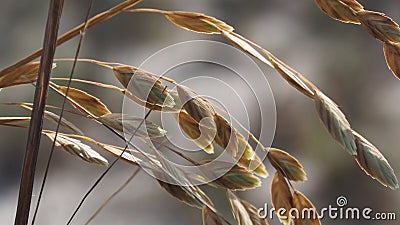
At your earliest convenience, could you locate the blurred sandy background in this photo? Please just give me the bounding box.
[0,0,399,224]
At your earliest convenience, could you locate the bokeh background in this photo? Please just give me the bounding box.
[0,0,399,224]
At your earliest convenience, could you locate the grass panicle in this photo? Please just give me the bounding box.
[1,1,399,225]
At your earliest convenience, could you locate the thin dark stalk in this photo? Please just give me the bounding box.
[84,168,141,225]
[66,104,156,225]
[14,0,64,225]
[0,0,142,77]
[30,1,95,224]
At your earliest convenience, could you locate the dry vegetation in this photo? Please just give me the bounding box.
[1,0,399,225]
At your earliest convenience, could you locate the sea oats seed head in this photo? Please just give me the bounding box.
[267,148,307,182]
[313,0,363,24]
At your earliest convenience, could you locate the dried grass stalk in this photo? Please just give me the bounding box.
[271,172,292,225]
[0,0,143,77]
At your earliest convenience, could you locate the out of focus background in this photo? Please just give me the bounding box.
[1,0,399,224]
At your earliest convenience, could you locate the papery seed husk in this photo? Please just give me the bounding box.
[314,89,357,155]
[271,172,292,225]
[384,42,400,80]
[357,10,400,43]
[292,191,321,225]
[353,131,399,189]
[163,11,234,34]
[313,0,363,24]
[57,86,111,118]
[267,148,307,182]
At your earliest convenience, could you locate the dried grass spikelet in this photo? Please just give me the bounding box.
[162,11,234,34]
[22,105,85,135]
[177,85,217,152]
[158,180,211,209]
[211,115,267,177]
[314,89,357,155]
[113,65,175,109]
[271,172,292,225]
[217,127,266,177]
[353,131,399,189]
[240,200,269,225]
[356,10,400,44]
[383,42,400,80]
[213,114,238,157]
[56,85,111,117]
[269,55,315,98]
[178,110,215,154]
[43,110,84,135]
[0,62,56,88]
[267,148,307,182]
[0,117,31,125]
[236,151,268,179]
[313,0,363,24]
[94,141,163,171]
[221,31,272,67]
[292,190,321,225]
[0,113,84,136]
[95,143,139,166]
[98,113,166,138]
[234,132,268,178]
[211,163,261,190]
[0,113,83,137]
[43,132,108,166]
[177,85,216,124]
[226,190,254,225]
[202,206,223,225]
[169,89,183,109]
